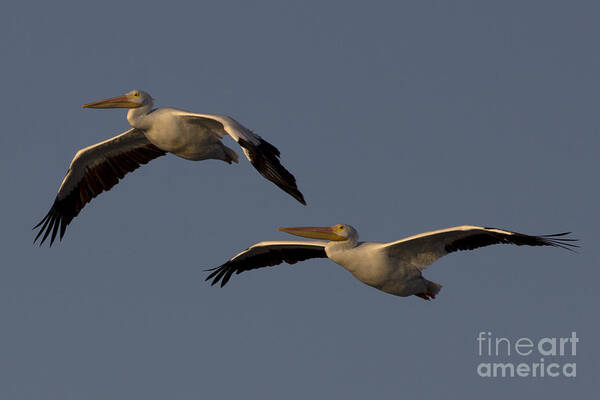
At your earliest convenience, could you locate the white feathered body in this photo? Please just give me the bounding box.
[326,241,430,296]
[128,106,242,162]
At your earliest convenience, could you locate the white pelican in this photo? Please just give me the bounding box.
[34,90,306,246]
[206,224,577,299]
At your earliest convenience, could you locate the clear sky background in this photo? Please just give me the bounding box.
[1,0,598,398]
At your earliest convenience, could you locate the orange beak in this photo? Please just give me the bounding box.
[82,93,141,109]
[278,226,346,241]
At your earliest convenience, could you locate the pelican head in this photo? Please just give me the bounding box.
[278,224,358,242]
[82,90,152,109]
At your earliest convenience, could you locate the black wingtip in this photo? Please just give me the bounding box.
[271,183,306,205]
[238,137,307,206]
[33,203,72,247]
[205,265,230,287]
[205,268,219,281]
[288,189,307,206]
[204,262,241,287]
[33,210,55,247]
[33,208,62,247]
[540,233,579,252]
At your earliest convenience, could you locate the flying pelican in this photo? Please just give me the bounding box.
[206,224,577,299]
[34,90,306,246]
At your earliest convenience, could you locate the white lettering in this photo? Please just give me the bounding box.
[493,363,515,377]
[547,363,560,377]
[569,332,579,355]
[538,338,556,356]
[477,332,487,356]
[559,337,568,356]
[563,363,577,377]
[515,338,533,356]
[495,337,510,356]
[516,363,530,377]
[477,363,491,377]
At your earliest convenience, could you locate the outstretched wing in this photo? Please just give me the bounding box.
[182,112,306,205]
[34,128,166,246]
[380,225,577,270]
[206,240,328,287]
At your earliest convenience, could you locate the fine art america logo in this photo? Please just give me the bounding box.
[476,331,578,378]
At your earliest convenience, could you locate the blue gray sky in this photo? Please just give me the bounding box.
[1,1,597,398]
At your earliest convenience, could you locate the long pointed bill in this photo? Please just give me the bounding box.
[278,226,346,241]
[82,94,141,109]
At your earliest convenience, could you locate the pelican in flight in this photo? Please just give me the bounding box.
[34,90,306,246]
[206,224,576,299]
